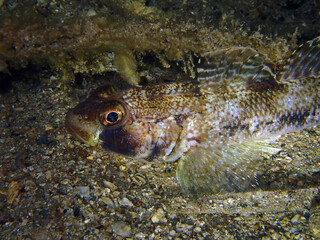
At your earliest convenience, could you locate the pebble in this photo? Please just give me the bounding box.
[13,107,24,112]
[103,180,118,190]
[309,212,320,237]
[135,232,147,239]
[44,124,54,131]
[86,155,94,160]
[56,134,65,140]
[291,214,300,224]
[7,181,24,204]
[100,196,115,208]
[131,174,147,186]
[169,230,176,237]
[24,180,37,192]
[87,9,97,17]
[176,222,193,233]
[119,197,134,207]
[151,208,167,224]
[74,186,90,198]
[111,221,131,237]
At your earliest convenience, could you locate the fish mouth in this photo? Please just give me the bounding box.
[65,108,103,146]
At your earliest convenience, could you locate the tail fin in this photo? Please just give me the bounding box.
[281,37,320,82]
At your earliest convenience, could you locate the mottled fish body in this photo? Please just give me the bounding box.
[66,37,320,195]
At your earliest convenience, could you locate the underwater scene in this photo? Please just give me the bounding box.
[0,0,320,239]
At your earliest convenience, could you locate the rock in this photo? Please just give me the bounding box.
[86,155,94,160]
[87,9,96,17]
[169,230,176,237]
[100,196,115,208]
[176,222,193,233]
[111,221,131,237]
[7,181,24,204]
[291,214,300,224]
[74,186,90,198]
[44,124,54,131]
[103,180,118,190]
[135,232,147,239]
[119,197,134,207]
[151,208,167,224]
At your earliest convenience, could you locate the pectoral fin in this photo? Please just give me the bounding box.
[176,137,281,197]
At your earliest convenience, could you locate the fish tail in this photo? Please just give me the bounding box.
[281,36,320,82]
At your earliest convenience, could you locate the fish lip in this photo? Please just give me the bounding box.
[65,107,102,146]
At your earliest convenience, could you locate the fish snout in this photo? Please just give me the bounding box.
[65,105,103,146]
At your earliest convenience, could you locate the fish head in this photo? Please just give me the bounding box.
[66,87,181,160]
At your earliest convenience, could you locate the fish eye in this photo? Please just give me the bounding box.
[101,109,123,126]
[99,101,125,127]
[106,112,119,123]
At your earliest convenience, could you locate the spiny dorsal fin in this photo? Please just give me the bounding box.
[197,47,276,85]
[176,137,281,197]
[281,36,320,82]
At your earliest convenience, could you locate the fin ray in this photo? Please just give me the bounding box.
[281,36,320,81]
[176,137,281,196]
[197,47,276,85]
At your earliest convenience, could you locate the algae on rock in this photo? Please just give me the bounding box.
[0,0,319,85]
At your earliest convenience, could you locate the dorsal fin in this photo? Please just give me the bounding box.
[197,47,276,85]
[281,36,320,82]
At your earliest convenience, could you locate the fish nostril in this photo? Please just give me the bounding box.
[83,113,89,120]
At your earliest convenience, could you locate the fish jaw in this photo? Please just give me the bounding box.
[99,122,155,159]
[98,118,184,161]
[65,101,104,146]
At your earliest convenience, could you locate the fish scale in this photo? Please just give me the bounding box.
[66,37,320,196]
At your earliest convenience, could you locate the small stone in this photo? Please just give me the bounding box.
[135,232,146,239]
[87,155,94,160]
[119,197,134,207]
[291,214,300,224]
[13,107,24,112]
[87,9,96,17]
[113,191,121,197]
[169,230,176,237]
[151,208,167,224]
[154,225,163,234]
[100,196,115,208]
[24,180,37,192]
[131,174,147,186]
[56,134,65,140]
[139,163,153,170]
[111,221,131,237]
[44,124,54,131]
[176,222,193,232]
[103,180,118,190]
[75,186,90,198]
[7,181,24,204]
[309,212,320,238]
